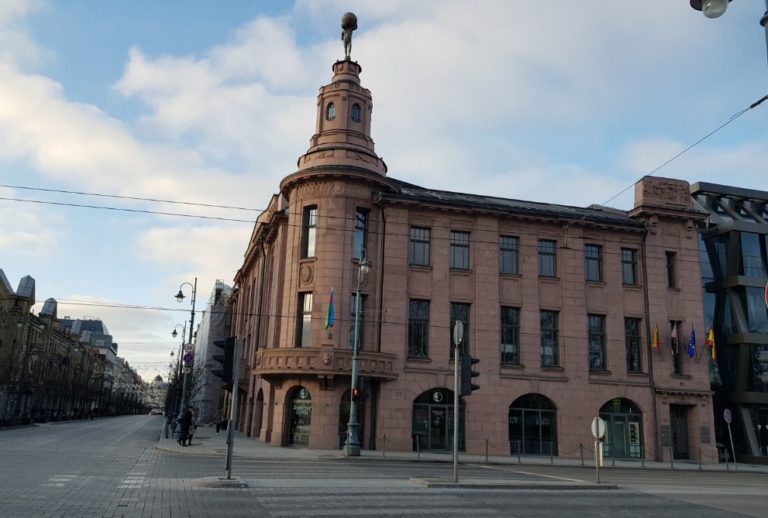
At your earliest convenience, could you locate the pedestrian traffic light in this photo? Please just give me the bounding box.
[351,387,361,402]
[212,336,235,384]
[460,348,480,396]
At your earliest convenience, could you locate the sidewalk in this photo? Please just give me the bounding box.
[156,422,768,474]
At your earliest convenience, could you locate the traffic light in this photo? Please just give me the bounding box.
[351,387,361,402]
[212,336,235,384]
[460,348,480,396]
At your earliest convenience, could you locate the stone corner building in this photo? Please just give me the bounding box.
[230,56,716,462]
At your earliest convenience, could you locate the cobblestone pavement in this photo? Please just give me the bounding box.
[0,416,759,517]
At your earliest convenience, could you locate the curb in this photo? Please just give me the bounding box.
[409,478,618,490]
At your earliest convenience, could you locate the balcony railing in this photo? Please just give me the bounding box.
[256,346,398,381]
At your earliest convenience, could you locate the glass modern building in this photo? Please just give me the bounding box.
[692,182,768,462]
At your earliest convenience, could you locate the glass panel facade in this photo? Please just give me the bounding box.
[741,232,767,278]
[408,300,430,358]
[744,287,768,333]
[750,345,768,392]
[500,306,520,364]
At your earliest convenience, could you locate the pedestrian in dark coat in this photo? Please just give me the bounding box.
[177,407,192,446]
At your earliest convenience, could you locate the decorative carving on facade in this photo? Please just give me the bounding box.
[300,264,314,286]
[300,181,346,199]
[345,151,373,164]
[256,348,397,380]
[321,352,330,366]
[642,180,690,207]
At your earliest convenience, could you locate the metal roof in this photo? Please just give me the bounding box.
[382,177,645,229]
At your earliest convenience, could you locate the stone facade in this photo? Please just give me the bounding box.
[229,58,716,462]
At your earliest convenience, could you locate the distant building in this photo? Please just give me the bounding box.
[189,280,232,424]
[227,53,716,463]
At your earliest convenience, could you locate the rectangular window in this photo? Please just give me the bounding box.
[588,314,606,371]
[538,239,557,277]
[450,303,470,361]
[501,306,520,364]
[666,251,677,288]
[408,299,430,358]
[450,231,470,270]
[302,206,317,258]
[409,226,431,266]
[348,293,366,350]
[671,321,682,374]
[297,292,313,348]
[352,209,368,260]
[622,248,637,285]
[585,244,603,282]
[540,310,559,367]
[625,317,642,372]
[499,235,519,275]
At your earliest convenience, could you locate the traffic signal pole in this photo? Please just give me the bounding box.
[452,321,463,484]
[225,337,243,480]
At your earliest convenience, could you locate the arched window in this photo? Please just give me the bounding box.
[326,102,336,121]
[599,398,643,459]
[509,394,557,456]
[351,103,362,122]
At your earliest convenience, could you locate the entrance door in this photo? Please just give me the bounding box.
[412,389,464,452]
[670,405,689,459]
[429,407,447,450]
[287,387,311,447]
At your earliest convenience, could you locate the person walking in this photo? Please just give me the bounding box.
[185,408,197,446]
[215,409,224,433]
[177,407,191,447]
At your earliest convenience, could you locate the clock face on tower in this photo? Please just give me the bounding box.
[432,391,444,403]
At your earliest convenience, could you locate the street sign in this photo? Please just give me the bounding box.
[591,417,606,439]
[453,321,464,347]
[724,408,732,424]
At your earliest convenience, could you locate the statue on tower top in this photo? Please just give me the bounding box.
[341,12,357,59]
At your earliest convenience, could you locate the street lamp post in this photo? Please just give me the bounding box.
[170,323,186,417]
[345,251,370,457]
[173,278,197,428]
[689,0,768,66]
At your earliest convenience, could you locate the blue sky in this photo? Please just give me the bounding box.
[1,0,766,381]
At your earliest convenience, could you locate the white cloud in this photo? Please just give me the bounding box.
[0,185,59,255]
[0,0,49,69]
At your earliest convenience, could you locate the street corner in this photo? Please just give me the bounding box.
[191,476,248,489]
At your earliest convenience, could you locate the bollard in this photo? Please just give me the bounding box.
[518,450,521,464]
[698,450,702,470]
[416,436,420,461]
[383,434,387,458]
[550,450,554,465]
[580,443,584,466]
[485,439,489,463]
[612,453,615,467]
[670,447,674,470]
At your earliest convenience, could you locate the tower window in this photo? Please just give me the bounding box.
[351,103,362,122]
[326,102,336,121]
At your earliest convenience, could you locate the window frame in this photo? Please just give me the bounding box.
[407,299,430,359]
[352,208,368,260]
[624,317,642,373]
[585,244,603,282]
[666,251,677,289]
[450,302,470,362]
[450,230,470,270]
[302,206,317,258]
[296,292,313,348]
[540,310,559,367]
[326,102,336,121]
[500,306,520,364]
[499,235,519,275]
[621,248,638,285]
[538,239,557,278]
[588,314,607,371]
[409,226,431,267]
[351,103,362,123]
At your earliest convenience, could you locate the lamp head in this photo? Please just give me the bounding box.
[175,290,185,303]
[172,329,178,338]
[360,258,371,275]
[690,0,731,19]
